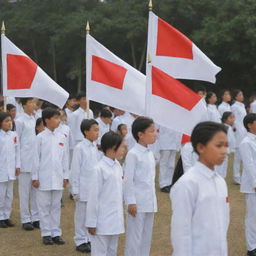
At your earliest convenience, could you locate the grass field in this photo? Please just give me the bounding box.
[0,155,247,256]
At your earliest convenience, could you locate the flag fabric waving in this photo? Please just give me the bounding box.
[86,34,146,116]
[1,34,69,108]
[147,11,221,83]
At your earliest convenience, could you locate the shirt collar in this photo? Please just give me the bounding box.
[23,112,34,119]
[0,129,11,135]
[247,132,256,140]
[44,127,57,135]
[195,161,217,179]
[134,142,149,153]
[235,101,244,107]
[79,107,86,113]
[83,137,95,146]
[102,156,117,167]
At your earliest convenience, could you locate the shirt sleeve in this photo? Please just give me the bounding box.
[15,118,23,139]
[62,139,69,180]
[70,146,81,195]
[14,133,21,169]
[32,135,41,181]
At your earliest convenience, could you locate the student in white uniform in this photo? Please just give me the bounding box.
[170,121,230,256]
[250,96,256,114]
[70,119,100,253]
[86,131,125,256]
[69,92,94,146]
[206,91,221,123]
[32,108,69,245]
[180,141,198,173]
[239,113,256,256]
[157,125,181,193]
[216,112,236,178]
[6,104,17,131]
[96,108,112,145]
[218,89,231,117]
[231,89,247,184]
[124,117,157,256]
[15,98,40,231]
[64,94,76,125]
[0,112,20,228]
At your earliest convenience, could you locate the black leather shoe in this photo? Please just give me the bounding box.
[22,222,34,231]
[160,185,171,193]
[0,220,8,228]
[76,243,88,253]
[52,236,65,245]
[43,236,54,245]
[32,221,40,229]
[4,219,15,227]
[248,249,256,256]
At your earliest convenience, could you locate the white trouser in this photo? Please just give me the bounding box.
[74,200,90,246]
[37,190,62,237]
[159,150,176,188]
[233,149,242,184]
[124,212,154,256]
[0,181,13,220]
[90,234,119,256]
[245,194,256,251]
[216,155,228,178]
[18,172,39,223]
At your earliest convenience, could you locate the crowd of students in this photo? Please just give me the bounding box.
[0,86,256,256]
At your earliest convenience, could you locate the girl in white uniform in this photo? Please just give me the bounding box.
[218,90,231,117]
[170,121,230,256]
[206,92,221,123]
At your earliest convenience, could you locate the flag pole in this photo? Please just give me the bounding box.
[86,21,90,119]
[149,0,153,11]
[1,21,7,112]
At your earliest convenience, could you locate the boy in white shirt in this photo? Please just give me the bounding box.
[96,108,112,145]
[86,131,125,256]
[70,119,100,253]
[124,117,157,256]
[15,98,39,231]
[0,112,20,228]
[239,113,256,256]
[32,107,69,245]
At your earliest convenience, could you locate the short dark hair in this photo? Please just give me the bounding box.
[243,113,256,132]
[7,104,16,111]
[194,86,206,93]
[0,101,4,107]
[76,91,86,100]
[220,89,230,98]
[117,123,126,132]
[36,117,43,127]
[42,107,60,126]
[100,109,112,118]
[20,98,34,106]
[132,117,154,142]
[0,112,11,128]
[232,89,242,100]
[101,131,123,154]
[221,111,233,123]
[191,121,227,154]
[68,94,76,100]
[205,91,216,104]
[80,119,98,137]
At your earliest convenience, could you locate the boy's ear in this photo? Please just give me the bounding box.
[137,131,143,139]
[196,143,204,154]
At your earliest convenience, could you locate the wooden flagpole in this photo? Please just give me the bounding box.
[86,21,90,119]
[1,21,7,112]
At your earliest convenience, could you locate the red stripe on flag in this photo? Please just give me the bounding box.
[7,54,37,90]
[181,134,191,144]
[156,18,193,59]
[152,66,201,111]
[92,55,127,90]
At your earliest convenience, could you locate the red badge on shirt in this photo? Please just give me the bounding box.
[59,142,64,146]
[13,136,17,144]
[64,133,67,137]
[226,197,229,203]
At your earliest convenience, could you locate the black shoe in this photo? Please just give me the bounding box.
[22,222,34,231]
[69,193,74,200]
[4,219,15,227]
[86,242,91,251]
[160,185,171,193]
[0,220,8,228]
[32,221,40,229]
[76,243,90,253]
[43,236,54,245]
[52,236,65,245]
[248,249,256,256]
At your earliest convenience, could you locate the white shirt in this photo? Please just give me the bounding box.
[86,156,124,235]
[15,113,36,173]
[218,102,231,117]
[225,124,236,153]
[96,117,110,144]
[240,133,256,193]
[180,142,198,173]
[69,107,94,143]
[124,143,157,213]
[207,104,221,123]
[250,100,256,113]
[34,109,42,121]
[64,108,73,125]
[170,161,229,256]
[231,101,247,146]
[70,138,100,201]
[0,130,20,182]
[157,125,182,151]
[32,128,69,191]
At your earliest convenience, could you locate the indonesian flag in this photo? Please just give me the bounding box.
[1,34,69,108]
[86,34,146,116]
[147,12,221,83]
[146,65,207,135]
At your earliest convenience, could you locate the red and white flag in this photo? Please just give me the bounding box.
[147,12,221,83]
[1,35,69,108]
[146,65,207,135]
[86,34,146,116]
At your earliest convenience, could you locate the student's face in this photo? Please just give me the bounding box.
[209,93,217,104]
[85,124,99,142]
[8,108,16,119]
[1,116,12,132]
[102,117,112,125]
[248,121,256,135]
[197,131,228,167]
[226,114,235,126]
[23,98,36,114]
[46,115,61,130]
[120,126,128,137]
[67,98,75,109]
[79,97,87,109]
[197,91,206,98]
[222,91,231,102]
[235,92,244,102]
[138,124,157,145]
